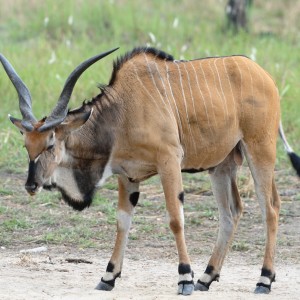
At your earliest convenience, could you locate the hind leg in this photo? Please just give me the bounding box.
[195,151,243,291]
[242,142,280,294]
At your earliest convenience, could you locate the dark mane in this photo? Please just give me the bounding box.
[67,91,108,114]
[109,47,174,85]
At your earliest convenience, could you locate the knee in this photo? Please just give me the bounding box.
[220,216,235,235]
[170,218,183,234]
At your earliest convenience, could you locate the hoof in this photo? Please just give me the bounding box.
[95,281,114,291]
[194,282,209,291]
[178,283,194,295]
[254,285,271,294]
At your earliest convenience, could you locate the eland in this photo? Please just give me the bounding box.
[1,47,299,295]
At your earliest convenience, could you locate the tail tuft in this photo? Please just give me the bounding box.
[288,152,300,177]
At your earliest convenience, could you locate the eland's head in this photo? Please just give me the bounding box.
[0,48,118,196]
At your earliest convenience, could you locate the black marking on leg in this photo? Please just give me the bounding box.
[129,192,140,207]
[196,276,219,290]
[255,267,276,292]
[106,261,114,273]
[178,263,192,274]
[178,191,184,204]
[195,265,219,291]
[261,268,273,278]
[178,263,194,285]
[204,265,214,275]
[178,263,194,295]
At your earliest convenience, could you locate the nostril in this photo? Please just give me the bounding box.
[25,183,38,193]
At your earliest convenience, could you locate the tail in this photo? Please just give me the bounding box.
[279,121,300,177]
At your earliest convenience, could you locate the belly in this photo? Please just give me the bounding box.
[180,125,242,170]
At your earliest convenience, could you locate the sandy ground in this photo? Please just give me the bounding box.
[0,247,299,300]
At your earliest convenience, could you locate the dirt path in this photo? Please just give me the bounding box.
[0,247,299,300]
[1,169,300,299]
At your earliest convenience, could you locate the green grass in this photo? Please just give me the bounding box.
[0,0,299,172]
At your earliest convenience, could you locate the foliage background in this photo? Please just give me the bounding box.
[0,0,300,172]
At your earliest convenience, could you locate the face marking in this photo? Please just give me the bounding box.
[34,154,41,163]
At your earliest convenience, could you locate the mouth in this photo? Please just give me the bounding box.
[25,184,43,196]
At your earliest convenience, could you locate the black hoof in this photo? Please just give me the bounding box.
[95,281,114,291]
[254,285,271,294]
[178,283,194,295]
[194,282,209,291]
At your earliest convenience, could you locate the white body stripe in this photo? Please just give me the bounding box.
[223,58,237,131]
[153,61,177,127]
[189,61,213,139]
[214,59,229,120]
[164,61,185,141]
[199,61,218,128]
[244,59,254,123]
[143,54,171,115]
[129,61,167,121]
[174,62,194,152]
[182,63,198,154]
[208,60,226,122]
[232,57,244,120]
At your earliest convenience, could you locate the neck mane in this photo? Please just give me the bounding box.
[55,91,122,211]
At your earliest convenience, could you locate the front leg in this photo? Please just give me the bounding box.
[159,157,194,296]
[96,176,139,291]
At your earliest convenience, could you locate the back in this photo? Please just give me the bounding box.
[110,50,280,170]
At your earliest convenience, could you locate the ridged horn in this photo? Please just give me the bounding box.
[0,54,37,131]
[38,47,119,132]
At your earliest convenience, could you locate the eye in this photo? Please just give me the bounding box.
[47,144,54,151]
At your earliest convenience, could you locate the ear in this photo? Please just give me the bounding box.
[8,115,27,133]
[58,108,92,133]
